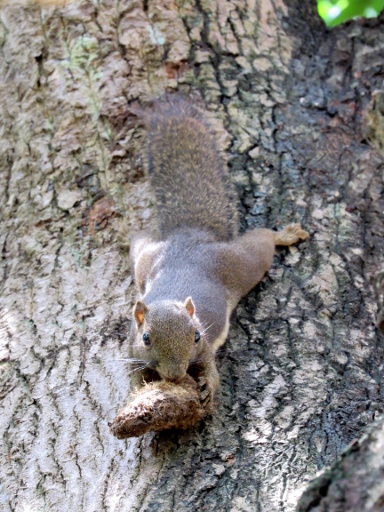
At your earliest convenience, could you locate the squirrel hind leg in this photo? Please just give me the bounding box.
[274,224,309,246]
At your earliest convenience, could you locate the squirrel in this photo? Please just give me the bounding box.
[127,96,309,409]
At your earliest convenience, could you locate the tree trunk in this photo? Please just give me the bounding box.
[0,1,383,511]
[297,418,384,511]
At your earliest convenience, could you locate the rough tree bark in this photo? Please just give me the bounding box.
[0,1,383,511]
[297,418,384,511]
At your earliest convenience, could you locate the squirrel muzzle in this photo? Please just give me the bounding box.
[158,362,188,383]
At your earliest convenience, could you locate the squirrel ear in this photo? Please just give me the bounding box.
[184,297,195,317]
[133,300,148,327]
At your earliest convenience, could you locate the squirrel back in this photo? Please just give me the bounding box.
[137,97,239,241]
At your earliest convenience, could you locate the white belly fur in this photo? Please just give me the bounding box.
[212,302,233,352]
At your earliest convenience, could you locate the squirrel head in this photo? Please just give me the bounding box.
[132,297,204,382]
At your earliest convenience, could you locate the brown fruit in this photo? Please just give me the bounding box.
[110,375,207,439]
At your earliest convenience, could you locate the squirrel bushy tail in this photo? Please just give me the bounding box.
[137,96,239,241]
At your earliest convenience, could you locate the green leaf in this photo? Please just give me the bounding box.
[317,0,384,26]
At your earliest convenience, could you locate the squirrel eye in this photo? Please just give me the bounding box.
[194,330,200,343]
[142,331,151,346]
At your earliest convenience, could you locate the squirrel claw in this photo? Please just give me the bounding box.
[198,375,207,387]
[198,376,211,408]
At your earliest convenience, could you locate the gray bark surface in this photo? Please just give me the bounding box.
[0,1,383,511]
[297,417,384,511]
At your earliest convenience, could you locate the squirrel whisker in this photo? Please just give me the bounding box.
[112,358,148,364]
[127,364,150,376]
[200,323,214,336]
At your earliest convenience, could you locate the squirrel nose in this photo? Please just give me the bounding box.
[160,366,187,382]
[165,376,184,384]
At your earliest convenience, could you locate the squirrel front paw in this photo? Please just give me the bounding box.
[197,364,219,410]
[198,376,212,408]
